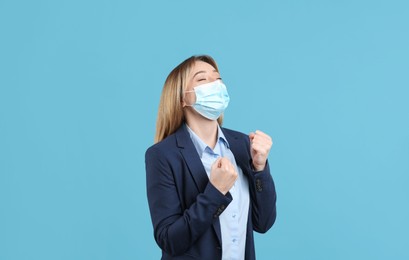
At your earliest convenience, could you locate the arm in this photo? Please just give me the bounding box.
[248,130,277,233]
[247,161,277,233]
[145,146,231,256]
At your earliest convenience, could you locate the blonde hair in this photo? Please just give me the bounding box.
[154,55,223,143]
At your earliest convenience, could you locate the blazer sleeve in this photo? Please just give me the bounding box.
[145,146,232,256]
[246,160,277,233]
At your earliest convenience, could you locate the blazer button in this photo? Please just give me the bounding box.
[256,179,262,192]
[214,205,225,217]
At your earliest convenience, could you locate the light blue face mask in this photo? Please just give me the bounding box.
[185,80,230,120]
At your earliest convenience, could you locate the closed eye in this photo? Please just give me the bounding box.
[197,77,222,82]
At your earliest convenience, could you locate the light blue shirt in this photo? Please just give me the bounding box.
[186,124,250,260]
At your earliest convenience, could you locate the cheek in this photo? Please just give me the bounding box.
[184,93,197,105]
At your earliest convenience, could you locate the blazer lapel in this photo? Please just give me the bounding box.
[221,128,251,175]
[176,124,209,193]
[175,124,223,246]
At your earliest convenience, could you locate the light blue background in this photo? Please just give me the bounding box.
[1,0,408,259]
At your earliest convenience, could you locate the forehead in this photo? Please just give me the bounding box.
[190,61,218,75]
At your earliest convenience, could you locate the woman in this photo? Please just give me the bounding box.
[145,55,277,260]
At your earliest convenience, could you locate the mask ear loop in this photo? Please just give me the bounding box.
[183,89,197,107]
[183,88,195,107]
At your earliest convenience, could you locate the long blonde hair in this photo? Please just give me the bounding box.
[154,55,223,143]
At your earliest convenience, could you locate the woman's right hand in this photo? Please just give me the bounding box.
[210,157,238,195]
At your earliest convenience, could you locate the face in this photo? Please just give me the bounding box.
[183,61,222,106]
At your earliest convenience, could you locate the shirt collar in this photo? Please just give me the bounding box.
[186,123,230,158]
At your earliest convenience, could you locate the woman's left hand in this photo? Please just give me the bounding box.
[249,130,273,172]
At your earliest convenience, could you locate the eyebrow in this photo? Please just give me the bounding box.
[193,69,218,78]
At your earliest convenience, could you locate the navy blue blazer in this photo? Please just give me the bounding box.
[145,124,277,259]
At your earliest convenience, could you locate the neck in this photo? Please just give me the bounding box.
[185,113,219,149]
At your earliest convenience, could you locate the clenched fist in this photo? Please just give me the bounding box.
[249,130,273,172]
[210,157,238,195]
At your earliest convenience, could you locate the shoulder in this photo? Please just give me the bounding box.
[145,131,178,158]
[221,126,249,143]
